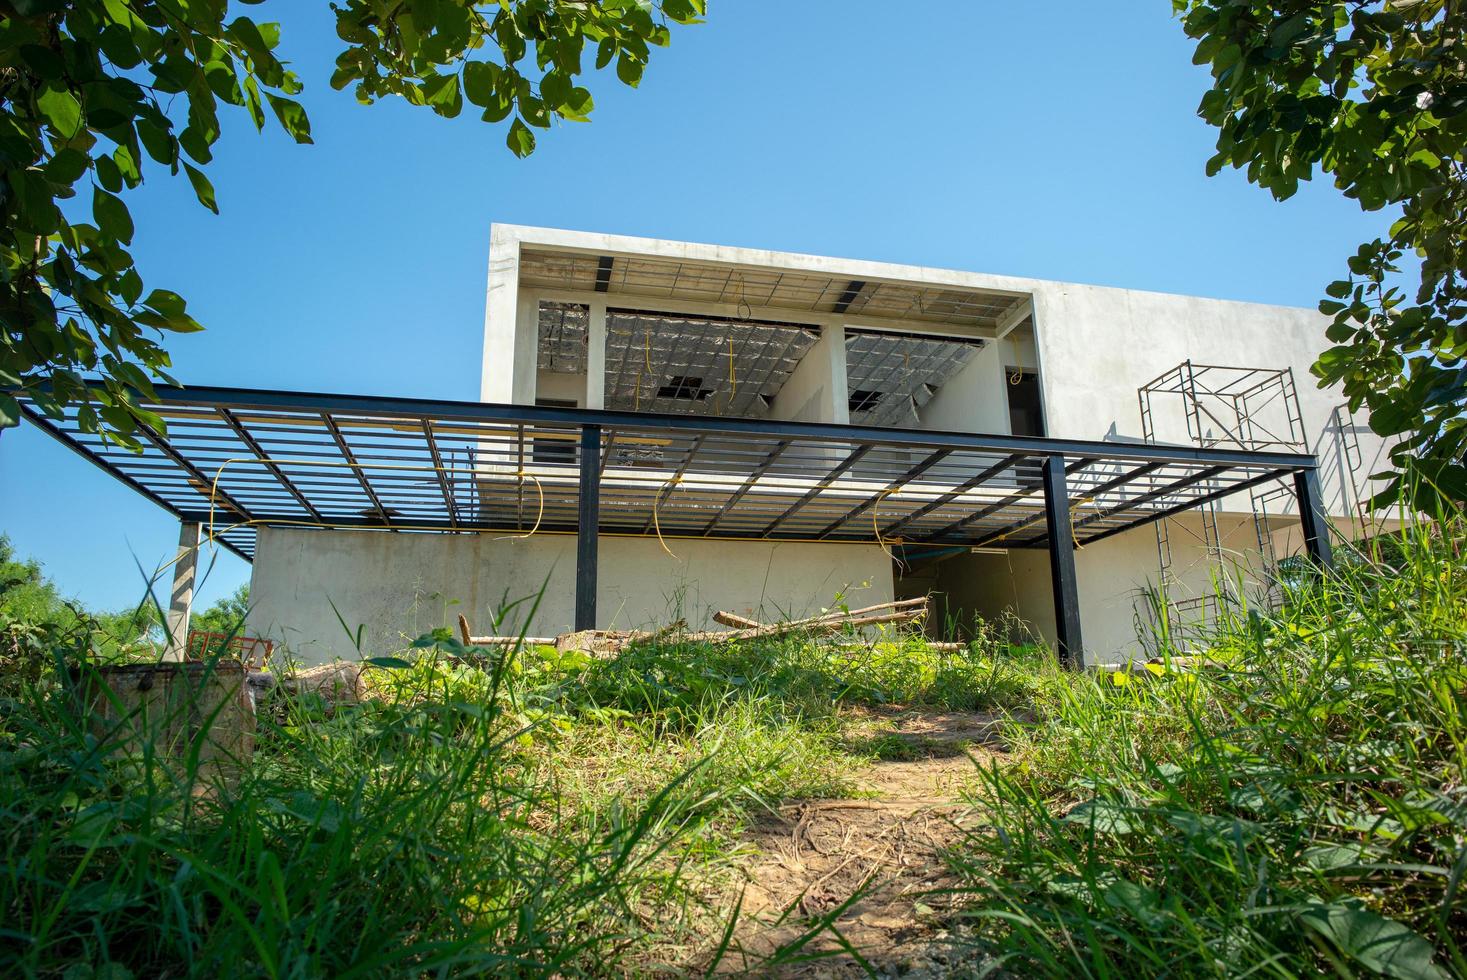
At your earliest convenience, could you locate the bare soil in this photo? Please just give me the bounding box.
[714,709,1008,977]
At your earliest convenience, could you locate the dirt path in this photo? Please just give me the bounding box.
[718,709,1007,976]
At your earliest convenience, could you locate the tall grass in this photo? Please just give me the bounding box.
[951,515,1467,978]
[0,633,735,977]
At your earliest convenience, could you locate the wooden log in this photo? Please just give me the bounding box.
[682,603,928,644]
[713,610,764,629]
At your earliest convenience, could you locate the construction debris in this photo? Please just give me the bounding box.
[455,598,931,657]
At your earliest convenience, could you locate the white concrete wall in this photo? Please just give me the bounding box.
[770,325,848,424]
[247,526,892,665]
[1025,282,1391,519]
[933,510,1285,663]
[917,342,1011,434]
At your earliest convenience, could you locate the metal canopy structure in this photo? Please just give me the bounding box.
[17,384,1333,667]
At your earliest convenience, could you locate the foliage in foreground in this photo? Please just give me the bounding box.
[0,587,1030,975]
[956,517,1467,978]
[1176,0,1467,509]
[1,0,704,444]
[0,640,734,976]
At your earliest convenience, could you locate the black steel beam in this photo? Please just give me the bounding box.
[1294,467,1334,568]
[322,414,392,525]
[759,444,872,536]
[594,256,614,292]
[575,425,601,631]
[1036,465,1230,544]
[81,382,1316,470]
[130,413,254,522]
[702,440,791,535]
[970,460,1167,549]
[18,405,253,563]
[832,280,866,315]
[420,419,460,528]
[1076,468,1290,548]
[817,448,953,539]
[929,457,1095,543]
[640,433,705,534]
[881,454,1023,539]
[219,408,325,522]
[1042,456,1084,669]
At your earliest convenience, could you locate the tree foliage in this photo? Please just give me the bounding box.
[0,0,703,445]
[1176,0,1466,508]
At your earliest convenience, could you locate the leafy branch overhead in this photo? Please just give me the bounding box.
[0,0,704,445]
[1176,0,1467,508]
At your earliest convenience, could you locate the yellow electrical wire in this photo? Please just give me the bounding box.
[495,471,544,540]
[651,475,683,559]
[872,486,904,570]
[726,335,737,414]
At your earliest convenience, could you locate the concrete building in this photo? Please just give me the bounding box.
[238,225,1387,663]
[15,224,1380,667]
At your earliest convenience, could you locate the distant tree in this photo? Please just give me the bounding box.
[191,583,248,636]
[1175,0,1466,509]
[0,533,157,666]
[0,532,73,628]
[0,0,705,446]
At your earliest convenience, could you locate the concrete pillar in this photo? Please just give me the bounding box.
[586,299,607,410]
[480,226,521,404]
[163,521,201,662]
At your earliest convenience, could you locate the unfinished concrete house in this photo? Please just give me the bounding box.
[19,225,1390,666]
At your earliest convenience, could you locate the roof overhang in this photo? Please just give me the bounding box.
[18,384,1317,563]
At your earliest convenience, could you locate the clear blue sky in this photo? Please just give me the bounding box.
[1,1,1385,614]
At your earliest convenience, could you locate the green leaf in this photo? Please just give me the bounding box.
[265,94,313,144]
[92,186,134,244]
[420,72,462,118]
[37,84,83,138]
[506,117,535,157]
[184,163,218,214]
[0,394,19,428]
[44,148,91,185]
[561,86,594,121]
[364,657,412,669]
[463,61,499,108]
[1298,904,1448,980]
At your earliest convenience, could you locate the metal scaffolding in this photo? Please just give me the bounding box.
[1138,361,1308,634]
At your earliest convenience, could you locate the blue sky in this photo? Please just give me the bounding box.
[1,1,1386,613]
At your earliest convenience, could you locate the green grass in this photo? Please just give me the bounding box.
[5,521,1463,976]
[949,516,1467,978]
[0,603,1033,976]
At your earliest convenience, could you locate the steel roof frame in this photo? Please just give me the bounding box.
[16,382,1335,669]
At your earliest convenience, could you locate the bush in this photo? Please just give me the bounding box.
[951,516,1467,977]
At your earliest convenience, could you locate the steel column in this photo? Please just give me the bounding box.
[1042,456,1084,669]
[575,424,602,631]
[1293,466,1334,568]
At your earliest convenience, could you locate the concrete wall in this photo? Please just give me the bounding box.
[931,510,1285,662]
[247,526,892,665]
[1025,282,1392,518]
[917,342,1011,434]
[770,325,848,424]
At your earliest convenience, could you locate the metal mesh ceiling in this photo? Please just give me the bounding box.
[519,249,1025,328]
[603,310,818,418]
[845,330,985,428]
[537,301,588,374]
